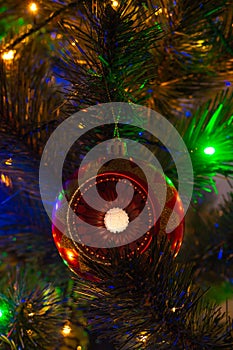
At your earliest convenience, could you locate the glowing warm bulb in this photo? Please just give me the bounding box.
[61,324,72,336]
[140,335,148,342]
[155,8,163,15]
[197,40,205,46]
[2,50,15,61]
[0,173,12,187]
[29,2,38,13]
[5,158,13,166]
[111,0,119,8]
[138,332,148,343]
[77,346,82,350]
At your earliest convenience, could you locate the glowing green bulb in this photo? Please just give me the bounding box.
[0,300,11,319]
[204,146,216,155]
[0,305,8,320]
[0,299,12,333]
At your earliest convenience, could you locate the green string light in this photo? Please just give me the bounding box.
[0,298,12,334]
[204,146,216,155]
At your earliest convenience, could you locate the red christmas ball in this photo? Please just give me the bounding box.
[52,159,184,280]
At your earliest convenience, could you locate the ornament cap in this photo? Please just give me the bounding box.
[107,138,128,157]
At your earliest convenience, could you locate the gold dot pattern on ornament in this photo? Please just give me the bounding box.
[66,175,155,263]
[159,207,180,234]
[152,183,174,204]
[60,235,76,249]
[78,256,91,273]
[98,159,147,183]
[166,185,175,202]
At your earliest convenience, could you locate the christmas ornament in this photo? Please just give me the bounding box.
[52,157,184,280]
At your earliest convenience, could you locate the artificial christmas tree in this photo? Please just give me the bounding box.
[0,0,232,349]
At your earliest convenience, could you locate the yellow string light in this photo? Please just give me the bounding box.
[61,324,72,336]
[29,2,38,13]
[2,50,15,61]
[138,331,148,343]
[4,158,13,166]
[111,0,119,8]
[0,174,12,187]
[155,8,163,15]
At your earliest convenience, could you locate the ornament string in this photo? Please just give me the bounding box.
[94,0,124,147]
[103,73,122,142]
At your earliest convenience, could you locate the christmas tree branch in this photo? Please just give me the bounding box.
[0,269,67,349]
[173,90,233,194]
[53,0,163,113]
[0,1,79,51]
[75,238,233,349]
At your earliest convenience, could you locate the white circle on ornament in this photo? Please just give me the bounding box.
[104,207,129,233]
